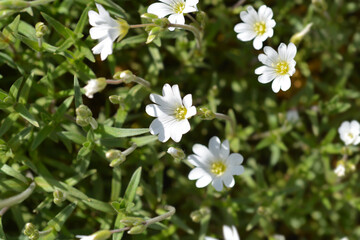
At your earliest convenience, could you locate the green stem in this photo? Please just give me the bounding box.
[185,14,200,28]
[106,79,123,85]
[133,77,151,88]
[168,23,202,49]
[0,174,36,209]
[39,229,53,236]
[214,113,236,136]
[122,143,137,156]
[130,23,155,28]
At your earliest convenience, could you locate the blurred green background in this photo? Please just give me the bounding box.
[1,0,360,239]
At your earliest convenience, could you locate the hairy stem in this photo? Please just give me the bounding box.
[214,113,236,136]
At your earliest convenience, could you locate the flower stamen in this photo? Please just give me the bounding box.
[275,61,289,75]
[173,2,185,14]
[253,21,266,35]
[210,161,227,176]
[175,106,187,120]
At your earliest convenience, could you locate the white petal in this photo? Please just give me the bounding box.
[258,71,276,84]
[88,10,103,26]
[223,225,234,240]
[196,174,213,188]
[89,26,108,40]
[234,23,252,33]
[205,237,218,240]
[219,140,230,159]
[193,143,213,159]
[149,118,171,142]
[286,42,297,61]
[147,2,173,18]
[278,43,287,60]
[188,154,207,168]
[240,6,258,24]
[338,121,350,134]
[232,226,240,240]
[168,13,185,25]
[253,36,263,50]
[212,178,223,191]
[208,136,221,155]
[185,106,197,118]
[271,77,281,93]
[99,38,113,61]
[268,19,276,28]
[222,174,235,188]
[263,46,278,64]
[227,153,244,165]
[145,104,171,117]
[236,31,257,41]
[188,167,206,180]
[170,120,190,142]
[182,94,193,108]
[258,53,272,66]
[280,75,291,91]
[171,84,182,104]
[230,165,244,175]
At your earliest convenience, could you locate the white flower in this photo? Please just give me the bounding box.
[255,43,297,93]
[147,0,199,31]
[338,120,360,145]
[273,234,286,240]
[334,163,345,177]
[146,84,196,142]
[76,235,95,240]
[76,230,111,240]
[188,136,244,191]
[205,225,240,240]
[88,3,129,60]
[234,5,276,50]
[84,78,107,98]
[340,237,349,240]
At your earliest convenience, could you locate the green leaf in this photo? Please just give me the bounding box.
[18,74,34,104]
[131,135,158,147]
[82,198,115,214]
[74,4,91,35]
[14,104,39,127]
[111,168,121,201]
[59,131,86,144]
[41,12,76,40]
[9,77,24,101]
[0,113,18,137]
[30,124,54,150]
[47,202,77,231]
[0,164,28,184]
[53,96,73,122]
[95,126,149,139]
[124,167,142,204]
[74,76,82,108]
[0,216,6,240]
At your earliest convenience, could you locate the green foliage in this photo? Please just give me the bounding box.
[0,0,360,239]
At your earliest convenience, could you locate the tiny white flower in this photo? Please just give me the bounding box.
[147,0,199,31]
[76,230,111,240]
[255,43,297,93]
[84,78,107,98]
[146,84,196,142]
[334,163,345,177]
[76,235,95,240]
[338,120,360,145]
[205,225,240,240]
[273,234,286,240]
[188,136,244,191]
[88,3,129,60]
[234,5,276,50]
[340,237,349,240]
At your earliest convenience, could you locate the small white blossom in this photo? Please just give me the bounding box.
[205,225,240,240]
[147,0,198,31]
[88,3,129,60]
[338,120,360,145]
[273,234,286,240]
[84,78,107,98]
[146,84,196,142]
[340,237,349,240]
[334,163,345,177]
[76,236,95,240]
[234,5,276,50]
[188,136,244,191]
[255,43,297,93]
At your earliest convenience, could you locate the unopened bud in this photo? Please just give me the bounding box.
[29,231,39,240]
[167,147,185,160]
[290,23,313,45]
[76,104,92,119]
[24,223,37,236]
[196,11,207,28]
[153,18,170,28]
[198,107,215,120]
[77,230,112,240]
[127,224,147,235]
[0,0,29,10]
[35,22,48,38]
[84,78,107,98]
[88,117,98,130]
[120,217,144,227]
[53,189,66,206]
[109,95,123,104]
[113,70,135,83]
[76,116,89,127]
[146,34,157,44]
[190,207,210,223]
[106,149,126,167]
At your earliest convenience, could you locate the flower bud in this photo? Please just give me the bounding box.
[146,34,157,44]
[290,23,313,45]
[76,116,89,127]
[76,105,92,118]
[197,107,215,120]
[29,231,39,240]
[190,207,210,223]
[116,18,130,42]
[88,117,98,130]
[109,95,123,105]
[35,22,48,38]
[76,230,112,240]
[127,224,147,235]
[120,217,144,227]
[167,147,185,160]
[84,78,107,99]
[196,11,207,28]
[153,18,170,28]
[113,70,135,84]
[24,223,37,236]
[53,189,66,206]
[0,0,29,10]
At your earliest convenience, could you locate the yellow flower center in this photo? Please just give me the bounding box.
[175,106,187,120]
[275,61,290,75]
[348,133,354,139]
[173,2,185,14]
[254,21,266,35]
[210,161,227,176]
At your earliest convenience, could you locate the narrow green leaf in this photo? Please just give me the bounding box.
[74,4,91,35]
[18,74,34,104]
[131,135,157,147]
[30,124,54,150]
[0,164,28,184]
[111,168,121,201]
[53,96,73,122]
[9,77,24,101]
[0,216,6,240]
[74,76,82,108]
[96,126,149,139]
[41,12,76,40]
[47,202,77,231]
[124,167,142,204]
[59,131,86,144]
[0,113,18,137]
[14,104,39,127]
[82,198,116,214]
